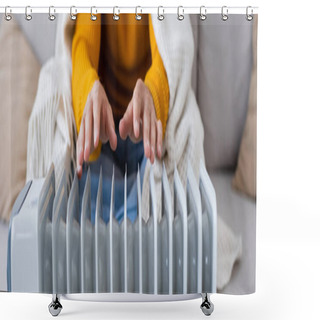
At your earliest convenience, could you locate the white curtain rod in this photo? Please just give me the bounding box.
[0,6,258,15]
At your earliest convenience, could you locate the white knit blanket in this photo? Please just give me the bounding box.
[26,15,76,191]
[26,14,241,291]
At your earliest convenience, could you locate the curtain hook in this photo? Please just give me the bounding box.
[157,6,164,21]
[90,6,97,21]
[49,6,56,21]
[113,6,120,21]
[177,6,184,21]
[135,6,142,20]
[200,6,207,21]
[70,6,77,21]
[25,6,32,21]
[246,6,253,21]
[221,6,228,21]
[5,6,12,21]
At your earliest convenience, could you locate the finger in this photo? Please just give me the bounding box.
[150,117,156,164]
[84,106,93,162]
[133,85,143,139]
[156,119,163,159]
[143,108,151,159]
[119,100,133,140]
[77,119,85,178]
[105,103,117,151]
[92,97,100,148]
[100,105,107,143]
[77,163,83,179]
[129,118,143,143]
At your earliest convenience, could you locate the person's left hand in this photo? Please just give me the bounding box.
[119,79,163,164]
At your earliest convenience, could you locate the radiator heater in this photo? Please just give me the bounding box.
[7,160,216,316]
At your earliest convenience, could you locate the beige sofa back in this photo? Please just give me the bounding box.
[191,14,253,171]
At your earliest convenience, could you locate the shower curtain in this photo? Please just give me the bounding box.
[0,10,257,297]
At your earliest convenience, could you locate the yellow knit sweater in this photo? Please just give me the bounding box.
[72,14,169,161]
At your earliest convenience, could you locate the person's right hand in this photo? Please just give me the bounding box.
[76,80,117,178]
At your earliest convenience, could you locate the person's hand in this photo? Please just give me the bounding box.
[76,80,117,178]
[119,79,163,164]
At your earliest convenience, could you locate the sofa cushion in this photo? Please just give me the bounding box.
[233,17,257,199]
[0,19,41,222]
[197,15,253,170]
[15,13,56,65]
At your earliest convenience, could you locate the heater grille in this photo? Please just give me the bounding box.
[8,161,217,295]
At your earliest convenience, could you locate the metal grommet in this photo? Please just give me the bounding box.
[135,6,142,20]
[113,6,120,21]
[5,6,12,21]
[70,6,77,21]
[157,6,164,21]
[221,6,228,21]
[177,6,184,21]
[49,6,56,21]
[200,6,207,21]
[90,6,97,21]
[246,6,253,21]
[25,6,32,21]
